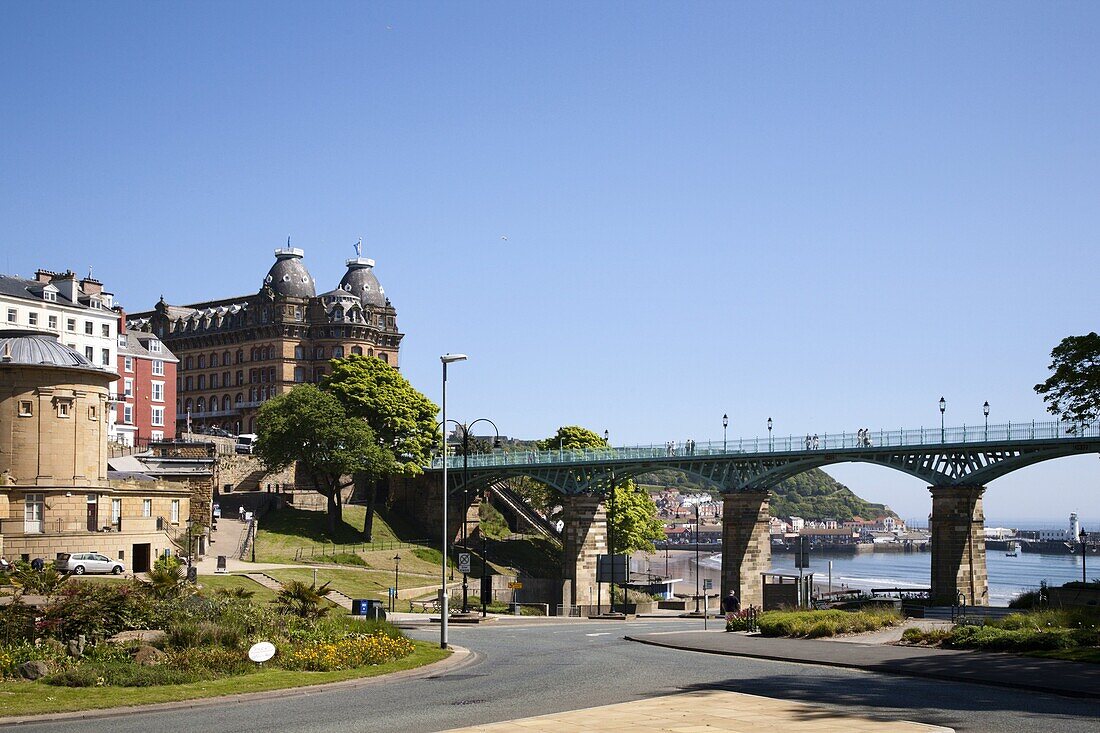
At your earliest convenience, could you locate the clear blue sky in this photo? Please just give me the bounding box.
[3,2,1098,525]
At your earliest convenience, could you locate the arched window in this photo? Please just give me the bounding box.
[196,397,205,413]
[223,350,231,365]
[210,352,219,367]
[333,307,344,321]
[235,393,243,405]
[236,350,244,364]
[249,387,257,402]
[250,348,259,362]
[333,346,344,358]
[368,348,374,358]
[198,355,205,369]
[351,346,362,356]
[222,395,231,411]
[314,346,325,360]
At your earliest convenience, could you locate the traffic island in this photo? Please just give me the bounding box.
[588,612,629,620]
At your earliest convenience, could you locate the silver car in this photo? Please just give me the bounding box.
[55,552,125,575]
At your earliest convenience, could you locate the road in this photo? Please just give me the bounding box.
[6,619,1099,732]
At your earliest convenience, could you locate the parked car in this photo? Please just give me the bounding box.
[207,427,233,438]
[55,552,125,575]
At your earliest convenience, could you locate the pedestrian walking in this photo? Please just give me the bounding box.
[812,434,819,450]
[238,505,245,522]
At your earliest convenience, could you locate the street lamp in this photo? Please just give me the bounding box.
[458,418,501,613]
[983,401,990,441]
[723,414,728,452]
[694,502,701,613]
[604,429,609,445]
[392,553,401,612]
[1081,529,1089,585]
[767,417,773,451]
[939,397,946,444]
[439,353,467,649]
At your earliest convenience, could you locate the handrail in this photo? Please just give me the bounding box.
[430,419,1100,470]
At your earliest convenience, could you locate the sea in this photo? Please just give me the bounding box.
[649,549,1091,606]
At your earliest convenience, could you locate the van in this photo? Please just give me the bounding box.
[236,434,258,454]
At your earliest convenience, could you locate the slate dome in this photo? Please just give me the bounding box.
[0,329,108,373]
[338,257,387,307]
[263,248,316,298]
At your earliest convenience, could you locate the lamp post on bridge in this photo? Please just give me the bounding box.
[983,401,990,441]
[939,397,946,444]
[439,353,468,650]
[767,417,773,451]
[604,429,618,614]
[723,414,728,453]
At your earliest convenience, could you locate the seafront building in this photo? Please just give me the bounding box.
[0,329,189,570]
[127,245,402,435]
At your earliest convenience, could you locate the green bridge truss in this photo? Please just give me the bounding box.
[427,420,1100,494]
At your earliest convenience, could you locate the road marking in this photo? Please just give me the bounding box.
[585,632,610,637]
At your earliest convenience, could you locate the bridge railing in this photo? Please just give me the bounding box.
[430,420,1100,470]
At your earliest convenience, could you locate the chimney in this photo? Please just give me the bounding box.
[50,271,80,303]
[80,277,103,296]
[34,268,56,284]
[116,307,127,335]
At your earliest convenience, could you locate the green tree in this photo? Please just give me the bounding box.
[537,425,608,451]
[322,355,440,540]
[1034,333,1100,429]
[607,481,665,554]
[255,384,393,535]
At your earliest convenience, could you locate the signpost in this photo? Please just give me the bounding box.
[703,578,713,628]
[508,581,522,616]
[457,553,472,575]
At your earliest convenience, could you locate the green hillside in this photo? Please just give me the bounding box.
[637,468,894,522]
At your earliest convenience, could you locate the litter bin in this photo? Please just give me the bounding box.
[352,599,385,619]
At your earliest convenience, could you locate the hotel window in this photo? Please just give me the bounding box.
[101,348,110,366]
[84,346,94,361]
[111,498,122,526]
[84,321,93,335]
[6,308,15,323]
[170,499,180,524]
[314,346,324,359]
[294,367,305,383]
[124,378,133,396]
[66,318,76,331]
[101,324,110,337]
[24,494,44,534]
[142,499,152,518]
[18,400,33,417]
[185,376,193,391]
[123,404,133,424]
[152,406,164,426]
[28,312,38,326]
[333,346,344,358]
[56,400,71,418]
[152,359,164,376]
[151,381,164,402]
[294,345,304,359]
[48,315,57,329]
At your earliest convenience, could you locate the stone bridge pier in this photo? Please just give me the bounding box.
[561,493,607,609]
[720,490,771,610]
[930,485,988,606]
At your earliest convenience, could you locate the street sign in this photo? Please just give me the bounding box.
[703,578,713,591]
[457,552,472,574]
[596,554,628,583]
[795,538,810,569]
[388,587,396,598]
[507,581,523,590]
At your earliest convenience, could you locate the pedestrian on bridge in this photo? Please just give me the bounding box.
[812,434,819,450]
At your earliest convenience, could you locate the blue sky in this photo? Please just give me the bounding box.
[2,2,1098,525]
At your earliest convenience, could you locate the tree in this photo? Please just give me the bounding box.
[255,385,393,535]
[1035,333,1100,429]
[607,481,665,555]
[537,425,608,451]
[322,355,439,540]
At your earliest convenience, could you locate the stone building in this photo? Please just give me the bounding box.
[127,245,402,434]
[0,329,189,571]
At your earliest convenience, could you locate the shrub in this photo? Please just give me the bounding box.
[0,598,36,644]
[947,625,1076,652]
[45,661,203,687]
[42,581,158,641]
[169,646,254,676]
[0,641,70,679]
[167,620,245,650]
[757,609,901,638]
[275,580,332,619]
[900,627,952,645]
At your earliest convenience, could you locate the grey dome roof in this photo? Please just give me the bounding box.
[263,248,316,298]
[0,329,108,374]
[338,257,386,307]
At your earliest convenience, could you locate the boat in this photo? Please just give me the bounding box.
[1005,540,1018,557]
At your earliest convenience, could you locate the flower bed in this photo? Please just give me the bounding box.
[753,608,902,638]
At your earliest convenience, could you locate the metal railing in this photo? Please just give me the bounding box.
[431,420,1100,470]
[293,539,430,561]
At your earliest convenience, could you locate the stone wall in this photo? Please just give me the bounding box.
[721,490,771,609]
[561,493,606,607]
[930,485,988,605]
[386,472,478,545]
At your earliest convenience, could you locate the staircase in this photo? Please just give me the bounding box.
[487,482,561,540]
[242,572,353,611]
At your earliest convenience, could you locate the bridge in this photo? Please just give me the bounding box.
[417,420,1100,610]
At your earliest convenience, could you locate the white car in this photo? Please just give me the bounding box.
[55,552,125,575]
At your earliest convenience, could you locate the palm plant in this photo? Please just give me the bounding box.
[147,555,193,600]
[275,580,332,619]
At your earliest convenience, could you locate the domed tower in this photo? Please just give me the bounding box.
[338,255,387,307]
[0,329,117,488]
[263,248,316,298]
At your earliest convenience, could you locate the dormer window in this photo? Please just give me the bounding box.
[43,291,57,302]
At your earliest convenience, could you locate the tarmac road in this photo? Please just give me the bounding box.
[6,618,1099,733]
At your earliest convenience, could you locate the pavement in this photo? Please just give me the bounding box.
[439,689,954,732]
[627,628,1100,700]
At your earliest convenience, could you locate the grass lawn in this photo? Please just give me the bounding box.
[1028,647,1100,664]
[266,567,437,600]
[254,506,424,563]
[0,641,449,719]
[195,573,278,603]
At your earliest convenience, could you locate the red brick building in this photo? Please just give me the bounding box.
[114,313,178,446]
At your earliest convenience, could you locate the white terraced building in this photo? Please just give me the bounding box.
[0,269,123,440]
